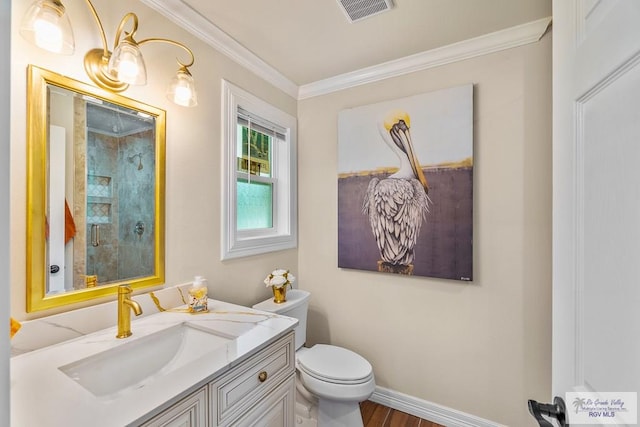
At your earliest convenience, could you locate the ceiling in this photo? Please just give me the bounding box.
[86,102,155,137]
[161,0,551,86]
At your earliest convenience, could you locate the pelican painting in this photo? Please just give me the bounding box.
[337,84,473,280]
[362,110,431,275]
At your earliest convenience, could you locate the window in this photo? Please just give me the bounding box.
[221,80,297,259]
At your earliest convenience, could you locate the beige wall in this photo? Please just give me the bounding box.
[297,35,552,426]
[10,0,298,319]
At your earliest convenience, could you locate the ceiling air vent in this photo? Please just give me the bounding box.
[337,0,395,23]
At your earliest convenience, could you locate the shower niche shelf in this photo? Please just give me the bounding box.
[87,202,112,224]
[87,175,112,198]
[87,175,113,224]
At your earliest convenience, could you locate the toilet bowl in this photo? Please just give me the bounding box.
[253,289,375,427]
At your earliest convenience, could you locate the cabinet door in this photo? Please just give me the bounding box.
[211,332,295,425]
[229,374,295,427]
[140,387,208,427]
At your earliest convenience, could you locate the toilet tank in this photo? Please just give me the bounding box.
[252,289,310,350]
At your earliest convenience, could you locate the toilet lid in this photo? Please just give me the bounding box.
[297,344,372,384]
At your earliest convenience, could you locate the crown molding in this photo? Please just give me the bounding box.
[140,1,551,101]
[298,16,552,99]
[139,0,299,99]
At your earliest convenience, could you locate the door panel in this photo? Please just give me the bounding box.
[580,59,640,393]
[553,0,640,417]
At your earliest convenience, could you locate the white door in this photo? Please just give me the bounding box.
[534,1,640,426]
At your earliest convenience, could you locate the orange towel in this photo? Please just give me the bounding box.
[10,317,21,339]
[45,200,77,244]
[64,200,76,244]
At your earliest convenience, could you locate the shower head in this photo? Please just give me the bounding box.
[127,153,143,170]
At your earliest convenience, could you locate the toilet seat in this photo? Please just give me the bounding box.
[297,344,373,385]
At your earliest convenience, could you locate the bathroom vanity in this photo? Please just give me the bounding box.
[140,332,295,426]
[10,298,297,426]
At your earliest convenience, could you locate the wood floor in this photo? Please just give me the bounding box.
[360,401,444,427]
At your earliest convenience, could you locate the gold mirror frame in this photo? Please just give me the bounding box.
[26,65,166,312]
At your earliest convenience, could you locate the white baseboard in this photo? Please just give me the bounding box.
[369,386,506,427]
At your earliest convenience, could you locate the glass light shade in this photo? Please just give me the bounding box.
[20,0,75,54]
[166,70,198,107]
[108,40,147,85]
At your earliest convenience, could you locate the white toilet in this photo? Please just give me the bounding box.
[253,289,375,427]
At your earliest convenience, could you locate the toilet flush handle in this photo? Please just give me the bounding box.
[258,371,268,382]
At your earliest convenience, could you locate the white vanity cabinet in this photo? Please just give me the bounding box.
[139,331,295,427]
[140,387,208,427]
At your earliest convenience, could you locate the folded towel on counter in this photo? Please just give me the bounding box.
[10,317,21,339]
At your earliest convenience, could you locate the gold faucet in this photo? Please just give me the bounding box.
[116,285,143,339]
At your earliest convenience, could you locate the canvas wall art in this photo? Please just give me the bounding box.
[337,84,473,281]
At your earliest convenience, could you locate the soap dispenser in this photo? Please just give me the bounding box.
[188,276,209,313]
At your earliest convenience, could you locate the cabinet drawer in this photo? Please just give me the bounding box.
[138,386,207,427]
[211,332,294,426]
[229,373,295,427]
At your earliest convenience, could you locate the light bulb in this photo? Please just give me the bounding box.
[173,84,193,107]
[33,15,64,52]
[166,69,198,107]
[108,40,147,85]
[117,55,140,83]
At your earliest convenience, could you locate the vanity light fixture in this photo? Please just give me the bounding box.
[20,0,198,107]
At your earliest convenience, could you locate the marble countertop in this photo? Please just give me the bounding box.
[11,298,297,427]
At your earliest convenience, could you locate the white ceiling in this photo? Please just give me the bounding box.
[160,0,551,86]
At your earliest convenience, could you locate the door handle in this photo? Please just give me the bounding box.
[91,224,100,247]
[528,396,568,427]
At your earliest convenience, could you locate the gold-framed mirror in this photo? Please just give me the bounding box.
[26,65,166,312]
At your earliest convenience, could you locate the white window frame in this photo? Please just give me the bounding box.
[221,80,297,260]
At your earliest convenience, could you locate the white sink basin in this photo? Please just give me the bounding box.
[59,322,232,398]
